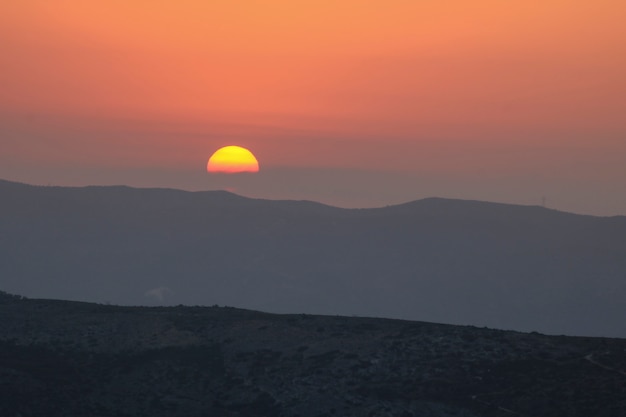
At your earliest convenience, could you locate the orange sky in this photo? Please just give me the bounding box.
[1,1,625,214]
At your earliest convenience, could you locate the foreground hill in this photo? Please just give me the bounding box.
[1,179,625,337]
[0,292,624,417]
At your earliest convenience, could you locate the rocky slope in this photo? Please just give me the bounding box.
[1,292,624,417]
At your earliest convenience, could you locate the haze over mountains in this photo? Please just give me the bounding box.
[1,179,625,337]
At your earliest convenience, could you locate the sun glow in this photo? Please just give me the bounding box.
[207,146,260,173]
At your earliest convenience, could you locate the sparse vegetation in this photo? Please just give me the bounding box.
[0,294,624,416]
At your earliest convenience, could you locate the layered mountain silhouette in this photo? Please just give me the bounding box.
[1,179,625,337]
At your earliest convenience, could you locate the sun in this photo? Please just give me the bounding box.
[207,146,260,173]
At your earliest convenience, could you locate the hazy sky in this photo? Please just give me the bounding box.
[1,1,625,215]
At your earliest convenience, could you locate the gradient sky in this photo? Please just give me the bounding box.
[1,1,625,214]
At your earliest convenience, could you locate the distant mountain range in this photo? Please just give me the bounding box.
[1,179,625,337]
[1,292,625,417]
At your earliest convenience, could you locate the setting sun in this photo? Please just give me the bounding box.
[207,146,260,173]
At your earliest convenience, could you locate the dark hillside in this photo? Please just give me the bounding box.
[0,293,624,417]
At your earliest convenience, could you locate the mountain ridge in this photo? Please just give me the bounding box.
[4,178,621,217]
[1,179,625,337]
